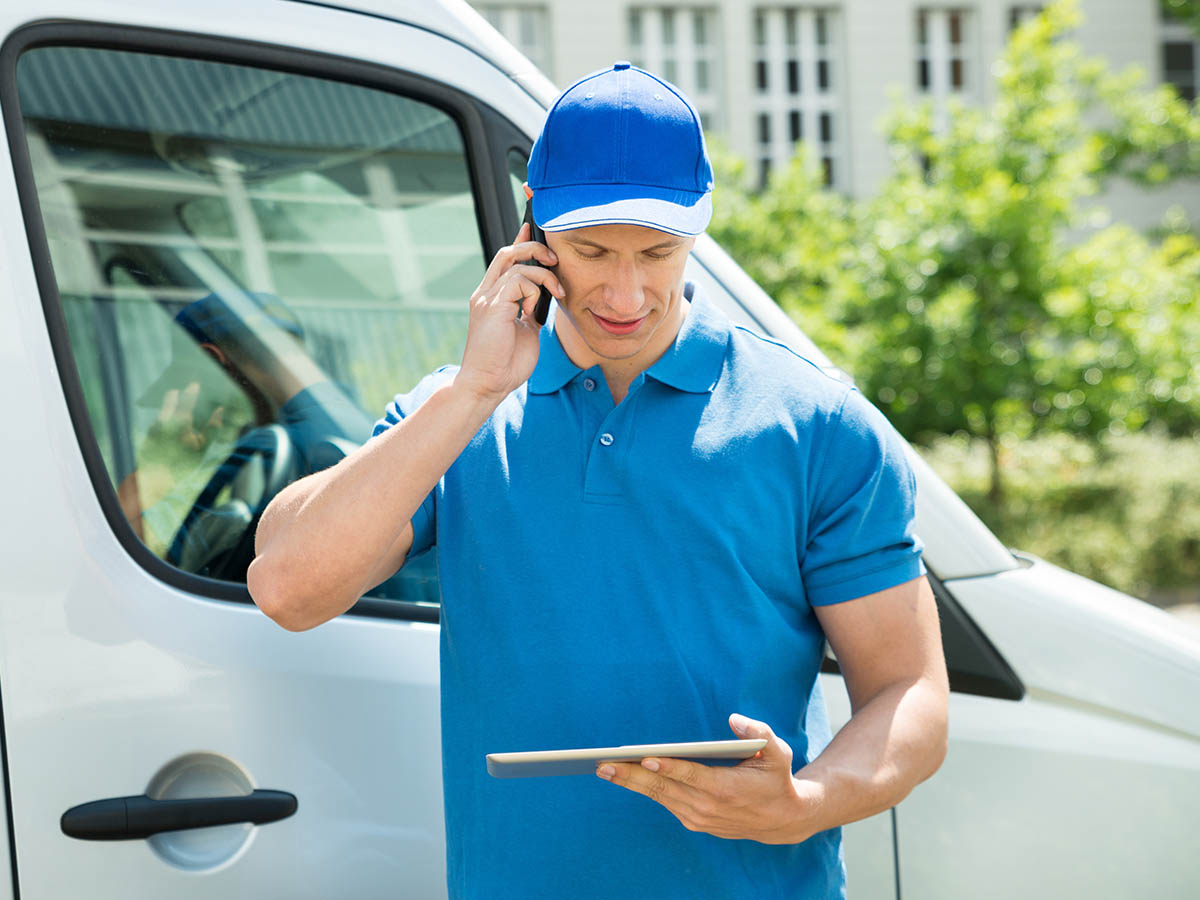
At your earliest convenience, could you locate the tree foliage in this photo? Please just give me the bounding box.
[709,0,1200,503]
[1162,0,1200,39]
[924,430,1200,600]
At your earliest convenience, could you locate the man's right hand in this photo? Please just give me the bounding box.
[455,222,564,403]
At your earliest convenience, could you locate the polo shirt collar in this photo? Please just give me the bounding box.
[527,304,583,394]
[526,280,729,395]
[645,281,728,393]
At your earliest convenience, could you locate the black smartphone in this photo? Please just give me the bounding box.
[521,193,553,326]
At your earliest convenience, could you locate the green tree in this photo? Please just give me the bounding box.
[1162,0,1200,39]
[710,0,1200,505]
[707,141,862,363]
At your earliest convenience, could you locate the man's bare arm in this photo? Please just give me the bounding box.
[248,222,563,632]
[797,574,949,832]
[248,381,500,631]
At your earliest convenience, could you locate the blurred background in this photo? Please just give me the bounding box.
[469,0,1200,627]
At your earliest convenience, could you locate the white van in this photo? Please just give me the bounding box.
[0,1,1197,897]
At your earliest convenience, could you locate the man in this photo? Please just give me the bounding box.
[121,290,372,573]
[249,62,948,899]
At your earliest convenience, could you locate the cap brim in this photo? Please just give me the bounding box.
[534,183,712,236]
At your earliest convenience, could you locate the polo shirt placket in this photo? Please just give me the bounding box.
[582,370,641,504]
[528,283,728,507]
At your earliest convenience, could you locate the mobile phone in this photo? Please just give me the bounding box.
[521,187,553,326]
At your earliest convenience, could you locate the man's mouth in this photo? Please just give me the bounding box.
[592,311,647,335]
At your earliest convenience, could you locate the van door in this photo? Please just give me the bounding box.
[0,6,535,896]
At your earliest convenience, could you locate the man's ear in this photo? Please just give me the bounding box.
[198,341,229,368]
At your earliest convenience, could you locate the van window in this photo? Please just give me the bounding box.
[16,46,487,600]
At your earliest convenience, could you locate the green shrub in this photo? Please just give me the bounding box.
[920,431,1200,602]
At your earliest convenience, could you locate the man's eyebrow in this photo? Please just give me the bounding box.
[563,236,685,252]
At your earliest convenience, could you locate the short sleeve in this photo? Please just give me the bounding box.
[368,365,458,560]
[802,387,925,606]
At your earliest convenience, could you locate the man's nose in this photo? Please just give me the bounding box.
[603,258,646,316]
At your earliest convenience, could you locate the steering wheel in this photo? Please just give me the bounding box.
[167,424,297,581]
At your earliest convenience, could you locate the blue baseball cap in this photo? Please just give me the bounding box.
[527,61,713,236]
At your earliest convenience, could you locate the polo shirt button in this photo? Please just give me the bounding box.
[583,377,597,392]
[599,433,614,446]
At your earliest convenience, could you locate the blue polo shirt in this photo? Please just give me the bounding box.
[372,282,924,900]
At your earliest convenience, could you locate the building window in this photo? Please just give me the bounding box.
[1008,5,1044,32]
[752,7,844,189]
[479,5,553,79]
[628,6,723,132]
[1162,15,1198,103]
[916,8,975,130]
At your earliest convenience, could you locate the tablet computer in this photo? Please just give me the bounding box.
[486,738,767,778]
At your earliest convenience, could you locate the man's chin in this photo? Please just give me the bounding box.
[581,328,655,361]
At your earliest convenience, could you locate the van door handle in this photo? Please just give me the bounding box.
[60,789,297,840]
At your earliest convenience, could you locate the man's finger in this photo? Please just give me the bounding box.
[176,381,201,424]
[516,286,545,326]
[597,761,702,810]
[490,274,550,330]
[504,263,564,299]
[477,225,537,291]
[638,756,713,791]
[157,388,180,424]
[511,239,558,268]
[493,271,550,310]
[475,229,557,297]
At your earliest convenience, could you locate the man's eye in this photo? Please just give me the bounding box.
[645,252,673,260]
[577,251,604,260]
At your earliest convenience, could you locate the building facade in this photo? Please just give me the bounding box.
[472,0,1199,230]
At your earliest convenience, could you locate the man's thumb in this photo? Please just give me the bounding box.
[730,713,789,761]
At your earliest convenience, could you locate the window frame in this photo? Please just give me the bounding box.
[915,5,978,130]
[1161,17,1199,104]
[750,6,847,191]
[1,20,523,624]
[627,5,723,132]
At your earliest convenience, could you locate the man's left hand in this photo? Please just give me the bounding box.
[596,713,821,844]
